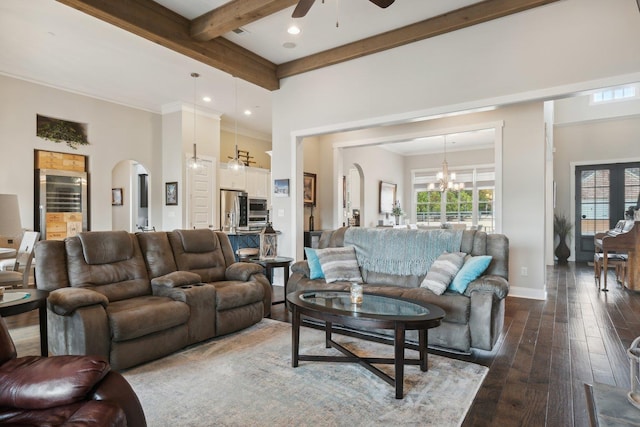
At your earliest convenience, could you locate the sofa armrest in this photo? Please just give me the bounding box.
[48,288,109,316]
[290,261,310,278]
[225,262,264,282]
[151,271,202,289]
[464,274,509,299]
[0,355,110,410]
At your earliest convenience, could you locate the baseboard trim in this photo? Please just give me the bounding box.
[508,286,547,300]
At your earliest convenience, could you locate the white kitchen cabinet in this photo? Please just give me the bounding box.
[219,164,246,190]
[246,167,270,199]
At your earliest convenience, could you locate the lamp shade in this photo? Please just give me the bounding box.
[0,194,22,238]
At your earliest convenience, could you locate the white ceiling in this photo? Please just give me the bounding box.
[0,0,492,150]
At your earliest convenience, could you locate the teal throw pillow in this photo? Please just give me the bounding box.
[449,255,492,293]
[304,247,325,280]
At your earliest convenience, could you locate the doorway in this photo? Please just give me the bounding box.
[111,160,151,232]
[574,162,640,262]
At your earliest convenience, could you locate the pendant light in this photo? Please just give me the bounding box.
[428,135,463,192]
[227,77,245,172]
[187,72,203,170]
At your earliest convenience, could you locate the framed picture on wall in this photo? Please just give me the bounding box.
[274,179,290,197]
[112,188,123,206]
[165,182,178,206]
[303,172,316,206]
[379,181,396,214]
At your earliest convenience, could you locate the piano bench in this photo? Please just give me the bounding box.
[593,253,628,290]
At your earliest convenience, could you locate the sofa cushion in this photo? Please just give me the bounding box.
[420,252,466,295]
[316,246,362,284]
[304,247,324,280]
[174,229,218,253]
[168,231,227,283]
[449,255,492,293]
[107,296,190,342]
[65,235,151,302]
[211,281,265,311]
[78,231,133,265]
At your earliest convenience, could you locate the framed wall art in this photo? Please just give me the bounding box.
[165,182,178,206]
[112,188,123,206]
[379,181,397,214]
[303,172,316,206]
[274,179,290,197]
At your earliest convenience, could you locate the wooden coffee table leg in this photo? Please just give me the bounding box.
[39,304,48,356]
[325,321,332,348]
[419,329,428,371]
[292,306,300,367]
[394,323,406,399]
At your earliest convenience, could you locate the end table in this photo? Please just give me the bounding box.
[0,289,49,356]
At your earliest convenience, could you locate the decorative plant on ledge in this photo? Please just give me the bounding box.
[553,213,573,265]
[37,114,89,150]
[392,200,403,225]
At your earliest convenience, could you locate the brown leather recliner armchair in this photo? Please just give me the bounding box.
[0,315,146,426]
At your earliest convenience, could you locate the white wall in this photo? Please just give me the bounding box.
[0,74,162,231]
[271,0,640,299]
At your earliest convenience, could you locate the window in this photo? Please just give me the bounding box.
[416,190,441,224]
[413,166,495,231]
[591,86,636,104]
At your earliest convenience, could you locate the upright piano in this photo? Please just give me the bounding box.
[594,220,639,291]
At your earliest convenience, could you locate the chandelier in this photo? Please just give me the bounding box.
[227,77,245,172]
[187,72,203,170]
[429,135,463,192]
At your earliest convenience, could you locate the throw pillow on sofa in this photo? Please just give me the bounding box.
[316,246,363,283]
[449,255,493,293]
[420,252,466,295]
[304,247,325,280]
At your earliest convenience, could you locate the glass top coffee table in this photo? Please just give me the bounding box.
[286,290,445,399]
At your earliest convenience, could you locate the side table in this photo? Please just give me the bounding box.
[0,289,49,356]
[250,257,294,305]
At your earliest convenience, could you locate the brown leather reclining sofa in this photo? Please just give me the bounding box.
[0,315,147,426]
[35,229,271,370]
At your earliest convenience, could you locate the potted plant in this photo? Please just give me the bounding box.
[554,213,573,265]
[392,200,403,225]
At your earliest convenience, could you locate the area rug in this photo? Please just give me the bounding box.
[122,319,487,427]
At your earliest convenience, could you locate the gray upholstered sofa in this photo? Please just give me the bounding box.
[288,227,509,353]
[35,229,271,370]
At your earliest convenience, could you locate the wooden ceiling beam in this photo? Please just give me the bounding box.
[191,0,298,42]
[277,0,560,79]
[56,0,280,90]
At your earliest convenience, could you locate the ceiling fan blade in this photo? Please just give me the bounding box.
[369,0,395,8]
[292,0,315,18]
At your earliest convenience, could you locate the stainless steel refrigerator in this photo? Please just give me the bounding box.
[219,189,248,231]
[35,169,89,240]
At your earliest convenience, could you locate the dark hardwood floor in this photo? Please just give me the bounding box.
[5,263,639,426]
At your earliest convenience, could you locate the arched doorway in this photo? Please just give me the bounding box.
[111,160,151,232]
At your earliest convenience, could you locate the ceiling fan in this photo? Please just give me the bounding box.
[292,0,395,18]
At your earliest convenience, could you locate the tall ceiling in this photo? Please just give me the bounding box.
[0,0,557,139]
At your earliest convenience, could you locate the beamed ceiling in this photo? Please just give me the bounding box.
[57,0,560,91]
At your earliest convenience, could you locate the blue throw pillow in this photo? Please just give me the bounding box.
[449,255,492,293]
[304,247,325,280]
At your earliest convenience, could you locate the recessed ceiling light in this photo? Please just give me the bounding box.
[287,25,301,35]
[202,96,211,103]
[283,42,296,49]
[244,109,252,116]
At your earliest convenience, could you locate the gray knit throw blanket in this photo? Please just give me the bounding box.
[344,228,464,276]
